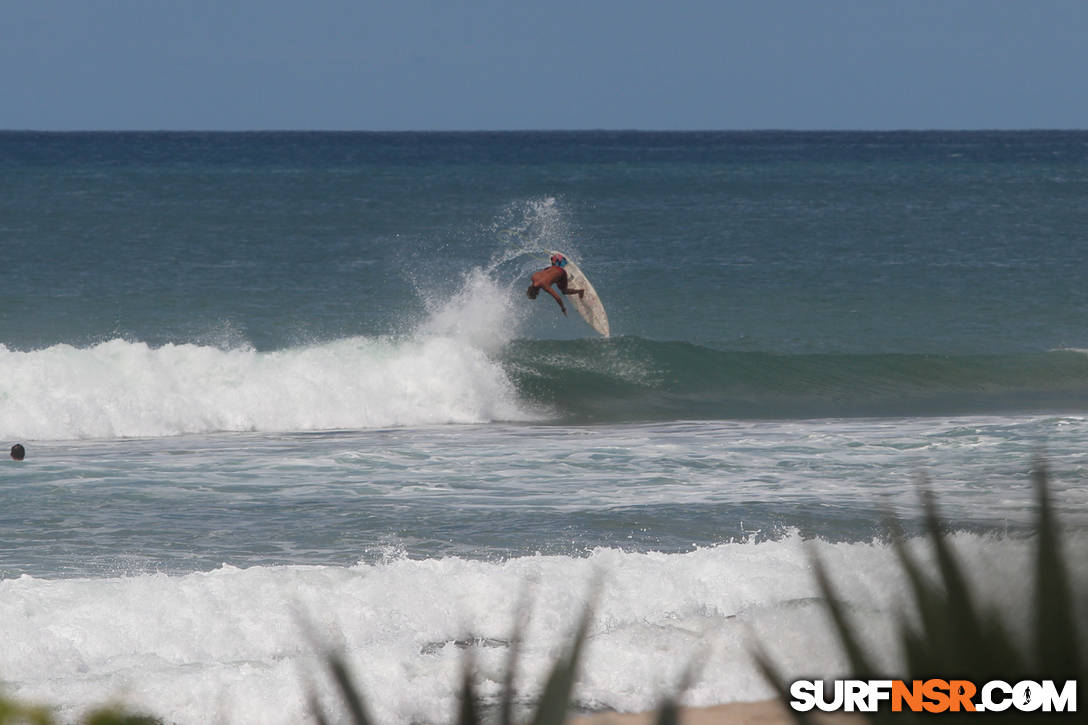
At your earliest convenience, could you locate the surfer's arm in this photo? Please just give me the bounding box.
[544,285,567,315]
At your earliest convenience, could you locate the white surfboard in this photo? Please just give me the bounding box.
[550,250,610,337]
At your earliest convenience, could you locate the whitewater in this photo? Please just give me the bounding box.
[5,533,1083,724]
[0,272,534,441]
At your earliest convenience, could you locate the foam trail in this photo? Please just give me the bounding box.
[1,534,1073,724]
[0,273,535,440]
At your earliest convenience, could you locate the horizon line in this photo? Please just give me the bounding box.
[2,127,1087,134]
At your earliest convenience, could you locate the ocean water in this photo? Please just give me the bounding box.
[2,131,1088,723]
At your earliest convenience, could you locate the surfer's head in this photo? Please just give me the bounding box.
[550,253,567,268]
[10,444,25,461]
[526,284,540,300]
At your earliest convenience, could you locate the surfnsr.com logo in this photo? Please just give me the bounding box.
[789,679,1078,713]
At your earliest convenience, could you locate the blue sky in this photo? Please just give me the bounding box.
[3,0,1085,130]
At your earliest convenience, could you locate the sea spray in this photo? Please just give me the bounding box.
[491,197,577,263]
[416,268,526,354]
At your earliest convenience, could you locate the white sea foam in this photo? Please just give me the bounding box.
[1,534,1074,724]
[0,274,535,441]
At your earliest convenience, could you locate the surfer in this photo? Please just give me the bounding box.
[10,444,25,461]
[526,254,584,317]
